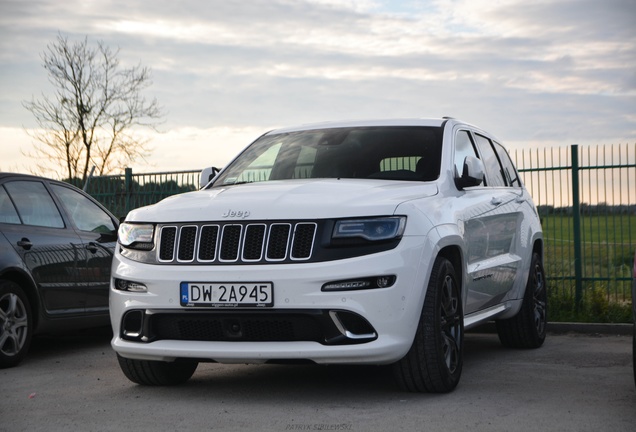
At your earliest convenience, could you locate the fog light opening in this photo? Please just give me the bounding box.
[114,278,148,292]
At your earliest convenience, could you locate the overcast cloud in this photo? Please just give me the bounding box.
[0,0,634,174]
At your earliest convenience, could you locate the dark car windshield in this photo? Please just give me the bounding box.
[211,126,443,187]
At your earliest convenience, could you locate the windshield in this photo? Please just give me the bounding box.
[212,126,443,187]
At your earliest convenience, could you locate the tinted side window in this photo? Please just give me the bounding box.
[473,134,506,187]
[4,181,64,228]
[0,186,21,224]
[454,130,480,179]
[493,141,521,188]
[51,184,115,234]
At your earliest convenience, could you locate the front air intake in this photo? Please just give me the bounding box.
[122,310,144,340]
[120,309,377,345]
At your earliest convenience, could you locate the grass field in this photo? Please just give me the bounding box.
[540,213,635,322]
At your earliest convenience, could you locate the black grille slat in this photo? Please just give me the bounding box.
[178,226,197,261]
[220,225,242,261]
[267,224,291,260]
[243,224,266,261]
[198,225,219,261]
[291,223,317,259]
[159,227,177,261]
[157,221,316,264]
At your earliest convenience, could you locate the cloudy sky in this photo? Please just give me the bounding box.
[1,0,635,176]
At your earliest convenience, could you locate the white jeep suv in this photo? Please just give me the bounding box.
[111,118,546,392]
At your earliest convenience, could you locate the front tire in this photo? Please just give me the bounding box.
[117,354,198,386]
[0,280,33,369]
[393,256,464,393]
[496,251,547,348]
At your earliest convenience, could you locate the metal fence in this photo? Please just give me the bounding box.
[86,144,636,308]
[84,168,200,219]
[513,144,636,308]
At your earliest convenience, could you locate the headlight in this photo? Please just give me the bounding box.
[118,223,155,250]
[332,216,406,241]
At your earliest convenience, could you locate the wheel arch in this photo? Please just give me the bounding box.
[421,223,467,316]
[0,268,40,330]
[437,245,464,296]
[525,236,545,297]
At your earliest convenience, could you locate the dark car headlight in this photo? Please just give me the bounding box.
[332,216,406,242]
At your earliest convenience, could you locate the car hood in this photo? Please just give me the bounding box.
[126,179,438,222]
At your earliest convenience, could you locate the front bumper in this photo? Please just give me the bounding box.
[110,236,433,365]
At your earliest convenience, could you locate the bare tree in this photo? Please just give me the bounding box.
[23,33,163,182]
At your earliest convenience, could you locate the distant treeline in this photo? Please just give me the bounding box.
[538,204,636,216]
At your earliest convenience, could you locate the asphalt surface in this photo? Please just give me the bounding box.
[1,325,634,432]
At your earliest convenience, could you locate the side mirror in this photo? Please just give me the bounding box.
[200,167,221,189]
[455,156,485,190]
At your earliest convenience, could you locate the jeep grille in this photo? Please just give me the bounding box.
[157,222,317,264]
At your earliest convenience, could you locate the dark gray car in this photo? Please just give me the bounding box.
[0,173,118,368]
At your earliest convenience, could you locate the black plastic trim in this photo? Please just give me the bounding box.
[120,308,378,345]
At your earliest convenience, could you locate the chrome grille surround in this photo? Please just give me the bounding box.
[157,221,317,264]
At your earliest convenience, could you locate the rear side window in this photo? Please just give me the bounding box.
[50,184,116,233]
[3,181,64,228]
[473,134,506,187]
[454,130,480,179]
[493,141,521,188]
[0,186,21,224]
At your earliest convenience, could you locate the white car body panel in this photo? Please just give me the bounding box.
[126,179,439,223]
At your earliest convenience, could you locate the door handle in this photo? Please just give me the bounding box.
[86,243,98,254]
[490,197,503,206]
[17,238,32,250]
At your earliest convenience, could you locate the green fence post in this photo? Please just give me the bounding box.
[571,145,583,311]
[125,167,133,216]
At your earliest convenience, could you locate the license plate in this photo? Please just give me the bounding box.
[180,282,273,307]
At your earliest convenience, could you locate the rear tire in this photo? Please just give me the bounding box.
[117,354,198,386]
[392,256,464,393]
[496,252,547,348]
[0,280,33,369]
